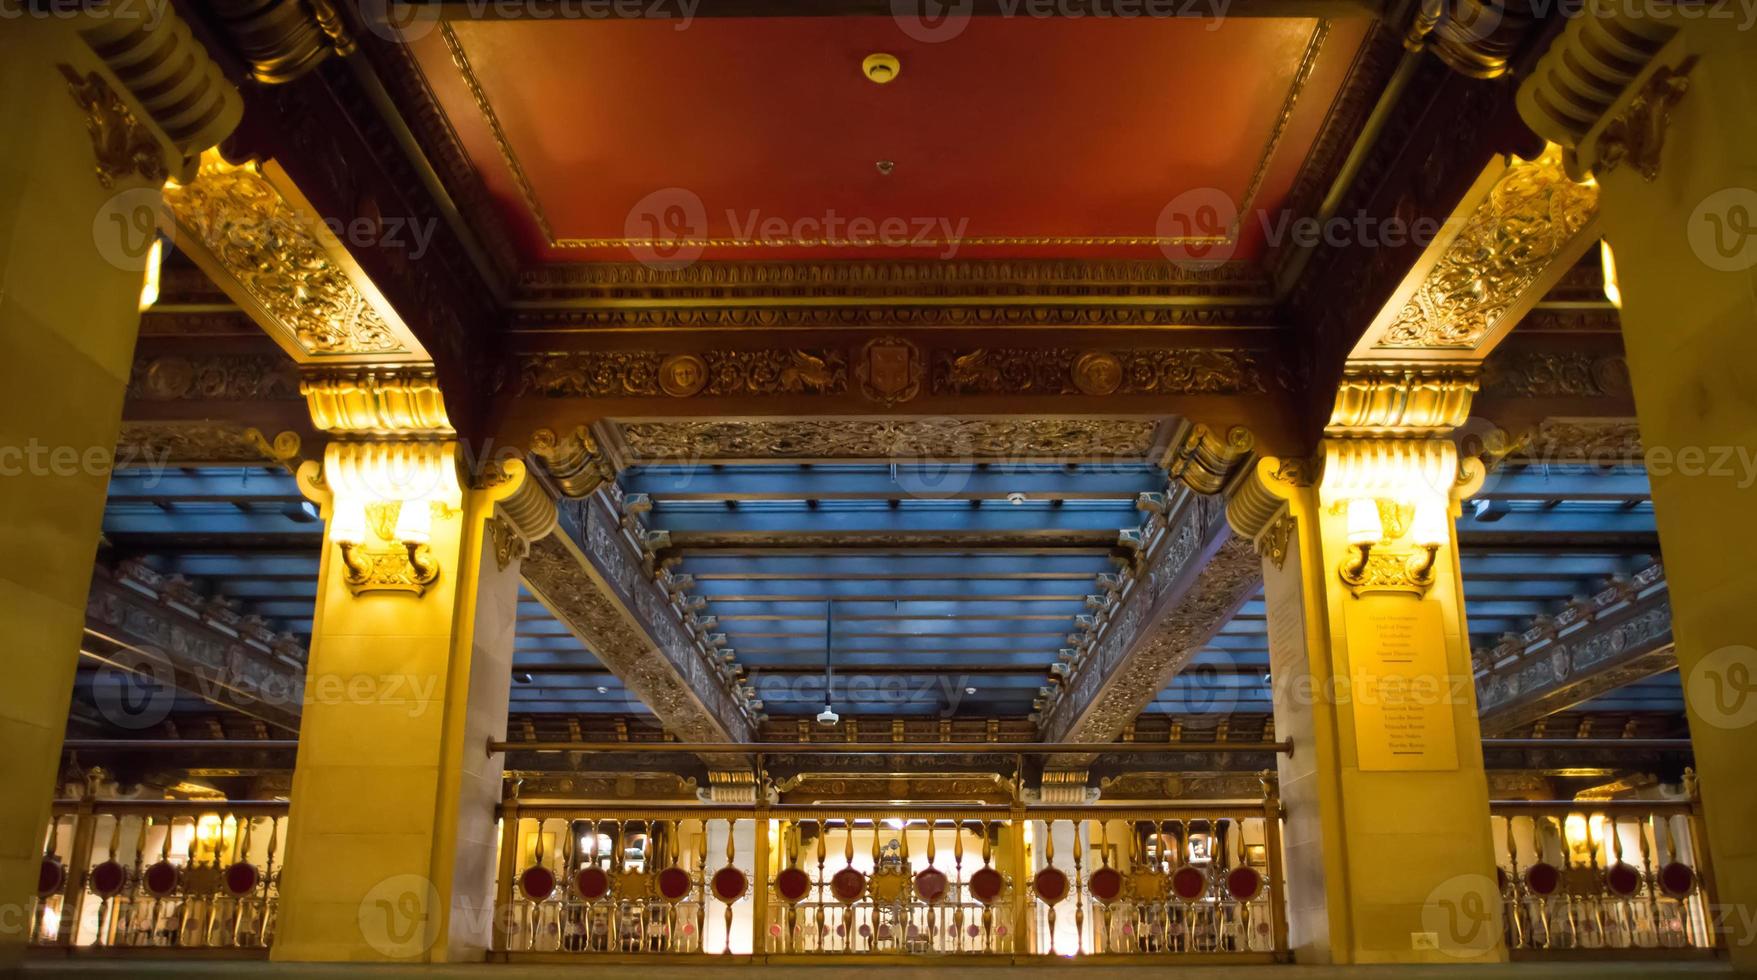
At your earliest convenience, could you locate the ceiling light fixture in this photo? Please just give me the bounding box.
[816,600,840,727]
[1007,492,1027,505]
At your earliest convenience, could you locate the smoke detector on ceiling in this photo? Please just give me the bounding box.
[862,53,900,84]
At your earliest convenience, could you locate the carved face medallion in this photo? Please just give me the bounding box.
[658,353,709,397]
[1071,352,1123,396]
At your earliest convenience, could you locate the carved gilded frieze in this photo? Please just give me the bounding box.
[509,349,847,398]
[161,153,421,361]
[611,418,1161,464]
[933,348,1270,397]
[1507,418,1643,466]
[1370,145,1599,352]
[1481,351,1632,399]
[128,354,301,401]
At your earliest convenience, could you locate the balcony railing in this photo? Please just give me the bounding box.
[1490,799,1720,956]
[33,799,288,954]
[493,797,1286,961]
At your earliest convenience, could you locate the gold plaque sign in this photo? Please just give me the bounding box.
[1343,597,1459,771]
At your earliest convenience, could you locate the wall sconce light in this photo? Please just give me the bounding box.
[311,441,460,598]
[1338,497,1449,597]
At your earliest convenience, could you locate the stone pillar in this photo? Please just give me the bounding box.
[1520,22,1757,959]
[1228,439,1502,964]
[272,372,557,963]
[0,19,235,960]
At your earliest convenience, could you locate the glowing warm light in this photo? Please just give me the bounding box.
[1410,499,1450,548]
[39,904,60,938]
[392,499,432,544]
[1600,239,1623,309]
[138,237,163,311]
[328,502,367,545]
[1345,498,1384,546]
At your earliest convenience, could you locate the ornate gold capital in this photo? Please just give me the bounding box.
[530,426,615,498]
[1165,424,1255,495]
[299,440,462,598]
[302,367,452,435]
[1516,9,1683,179]
[1328,364,1478,435]
[1319,438,1482,598]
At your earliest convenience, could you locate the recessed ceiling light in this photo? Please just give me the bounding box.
[1007,492,1027,505]
[513,673,533,685]
[965,686,977,695]
[596,686,609,694]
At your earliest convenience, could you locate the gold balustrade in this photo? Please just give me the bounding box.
[33,799,288,954]
[492,797,1287,963]
[1490,799,1721,957]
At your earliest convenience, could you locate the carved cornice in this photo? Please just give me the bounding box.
[608,418,1163,465]
[1041,493,1258,751]
[1364,145,1599,354]
[510,303,1277,333]
[115,421,302,468]
[530,426,616,497]
[1165,424,1256,496]
[1505,417,1643,466]
[161,152,425,362]
[86,561,307,734]
[1517,12,1683,180]
[520,492,754,743]
[1477,564,1673,733]
[1328,364,1478,434]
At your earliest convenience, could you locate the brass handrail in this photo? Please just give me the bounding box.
[491,740,1293,755]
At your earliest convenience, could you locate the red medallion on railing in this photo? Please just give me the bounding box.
[1171,865,1207,901]
[829,867,866,903]
[1088,866,1124,903]
[1658,861,1696,898]
[519,865,557,902]
[1032,866,1069,905]
[89,859,127,899]
[967,866,1005,905]
[711,866,748,902]
[38,856,65,897]
[574,866,611,901]
[224,861,260,896]
[656,866,693,902]
[1226,865,1263,902]
[774,866,812,904]
[914,866,949,903]
[1524,862,1560,897]
[143,860,180,898]
[1604,861,1640,898]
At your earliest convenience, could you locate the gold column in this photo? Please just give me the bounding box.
[0,19,236,962]
[1229,430,1503,964]
[272,373,556,962]
[1520,23,1757,960]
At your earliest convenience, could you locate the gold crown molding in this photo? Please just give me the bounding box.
[1328,364,1478,435]
[448,21,1324,253]
[511,304,1279,333]
[935,348,1272,398]
[205,0,356,84]
[1516,9,1682,179]
[301,367,453,434]
[160,151,426,362]
[517,258,1273,298]
[115,421,302,469]
[609,418,1162,465]
[64,6,243,184]
[1363,145,1600,354]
